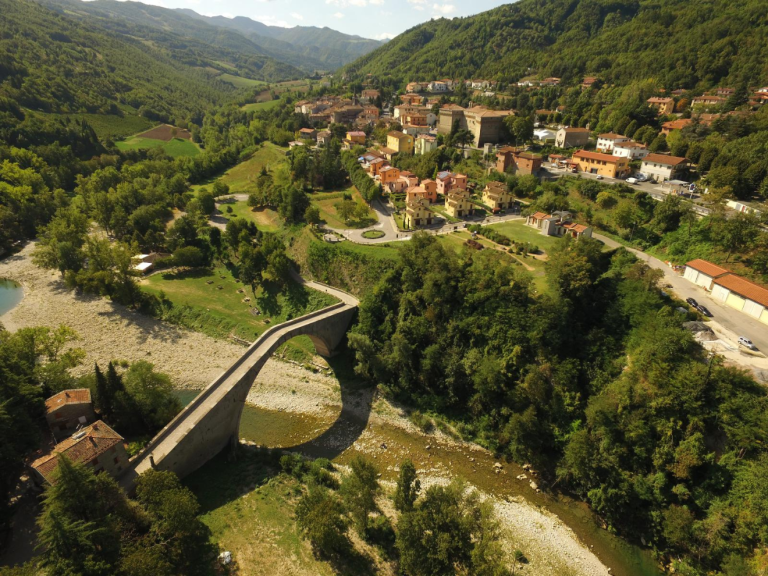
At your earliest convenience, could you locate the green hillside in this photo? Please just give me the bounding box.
[343,0,768,89]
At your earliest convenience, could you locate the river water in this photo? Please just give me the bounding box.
[0,279,23,317]
[174,388,663,576]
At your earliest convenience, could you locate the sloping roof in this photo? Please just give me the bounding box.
[561,127,591,133]
[662,119,692,130]
[45,389,92,413]
[387,131,410,140]
[613,141,646,149]
[647,97,673,103]
[686,259,730,278]
[643,153,688,166]
[573,150,623,163]
[564,223,590,233]
[32,421,123,483]
[530,212,549,220]
[714,274,768,308]
[597,133,627,140]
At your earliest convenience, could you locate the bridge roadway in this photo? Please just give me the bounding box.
[120,279,358,490]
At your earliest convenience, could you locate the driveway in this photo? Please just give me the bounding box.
[594,233,768,354]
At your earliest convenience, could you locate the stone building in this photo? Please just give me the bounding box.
[45,389,96,441]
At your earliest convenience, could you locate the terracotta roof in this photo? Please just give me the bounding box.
[31,421,123,483]
[686,259,730,278]
[662,119,692,130]
[387,131,410,139]
[647,97,673,104]
[597,133,627,140]
[642,153,688,166]
[299,128,315,133]
[531,212,549,220]
[379,147,397,155]
[573,150,623,163]
[564,223,589,233]
[561,127,591,133]
[45,389,92,413]
[714,274,768,308]
[613,141,646,149]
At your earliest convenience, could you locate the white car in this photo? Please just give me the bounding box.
[738,337,757,350]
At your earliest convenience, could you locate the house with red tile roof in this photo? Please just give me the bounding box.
[683,259,731,290]
[711,274,768,324]
[31,421,128,485]
[45,389,96,441]
[640,153,689,183]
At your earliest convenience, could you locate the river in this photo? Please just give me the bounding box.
[0,279,23,317]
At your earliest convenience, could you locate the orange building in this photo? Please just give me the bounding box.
[572,150,629,178]
[379,166,401,186]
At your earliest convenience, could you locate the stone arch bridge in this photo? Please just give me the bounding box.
[120,280,358,490]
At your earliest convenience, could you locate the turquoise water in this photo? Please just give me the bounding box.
[0,279,23,317]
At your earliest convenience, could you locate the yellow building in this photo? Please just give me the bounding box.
[445,188,473,219]
[387,131,414,155]
[403,196,434,229]
[481,181,515,213]
[346,131,366,144]
[572,150,629,178]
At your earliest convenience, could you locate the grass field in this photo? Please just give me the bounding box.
[142,265,337,362]
[194,143,287,194]
[310,187,376,229]
[219,73,268,89]
[36,111,153,140]
[116,136,200,157]
[218,201,282,232]
[242,100,281,112]
[489,220,561,254]
[185,450,336,576]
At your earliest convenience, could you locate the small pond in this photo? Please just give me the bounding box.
[0,279,23,317]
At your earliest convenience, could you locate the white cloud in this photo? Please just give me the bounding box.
[375,32,395,40]
[433,3,455,15]
[334,11,345,18]
[326,0,368,6]
[251,14,289,27]
[291,12,304,20]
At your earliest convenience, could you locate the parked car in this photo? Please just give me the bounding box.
[596,175,604,180]
[738,337,757,350]
[697,305,712,317]
[626,177,638,184]
[686,297,698,307]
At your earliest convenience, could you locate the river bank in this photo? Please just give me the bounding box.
[0,244,656,576]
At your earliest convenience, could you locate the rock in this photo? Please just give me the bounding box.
[380,442,387,450]
[523,463,531,470]
[493,462,503,469]
[529,481,538,491]
[425,444,431,450]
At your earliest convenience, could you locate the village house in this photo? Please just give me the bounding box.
[331,105,365,124]
[420,179,438,203]
[366,157,389,177]
[715,87,735,97]
[378,165,401,187]
[496,147,543,176]
[555,127,591,148]
[31,421,129,486]
[647,97,675,115]
[386,131,414,154]
[612,140,649,160]
[428,81,449,92]
[445,188,473,219]
[661,118,692,135]
[683,259,731,291]
[316,130,332,146]
[527,211,593,238]
[132,253,168,274]
[45,389,96,441]
[581,77,599,89]
[595,133,630,153]
[540,77,561,86]
[415,134,437,156]
[360,89,380,104]
[346,131,366,145]
[405,82,424,93]
[692,94,726,107]
[299,128,317,141]
[436,171,467,196]
[482,181,515,213]
[573,150,630,178]
[400,93,424,106]
[640,153,689,183]
[403,195,433,229]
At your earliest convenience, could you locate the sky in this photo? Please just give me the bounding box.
[128,0,513,40]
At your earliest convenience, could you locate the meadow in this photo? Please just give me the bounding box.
[309,186,376,229]
[116,136,200,157]
[242,100,281,112]
[194,142,287,194]
[219,73,268,89]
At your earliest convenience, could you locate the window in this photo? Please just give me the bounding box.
[78,416,87,424]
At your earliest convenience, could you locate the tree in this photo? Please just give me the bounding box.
[393,459,420,513]
[713,212,760,262]
[32,207,89,274]
[354,201,370,222]
[340,456,380,535]
[122,361,181,434]
[171,246,205,268]
[511,116,534,144]
[304,205,321,227]
[295,485,349,557]
[335,198,357,223]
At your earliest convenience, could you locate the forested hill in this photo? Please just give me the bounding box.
[343,0,768,89]
[0,0,253,126]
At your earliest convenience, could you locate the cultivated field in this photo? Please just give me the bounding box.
[242,99,281,112]
[136,124,192,141]
[219,73,268,89]
[116,136,200,157]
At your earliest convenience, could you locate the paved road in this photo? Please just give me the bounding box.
[594,233,768,352]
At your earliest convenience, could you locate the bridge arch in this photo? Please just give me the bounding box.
[120,294,357,491]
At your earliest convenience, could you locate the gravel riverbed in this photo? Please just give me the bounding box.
[0,243,610,576]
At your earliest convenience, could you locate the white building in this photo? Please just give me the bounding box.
[429,81,448,92]
[711,274,768,325]
[640,153,689,183]
[533,128,556,143]
[415,134,438,156]
[612,141,649,160]
[683,259,730,291]
[595,133,630,153]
